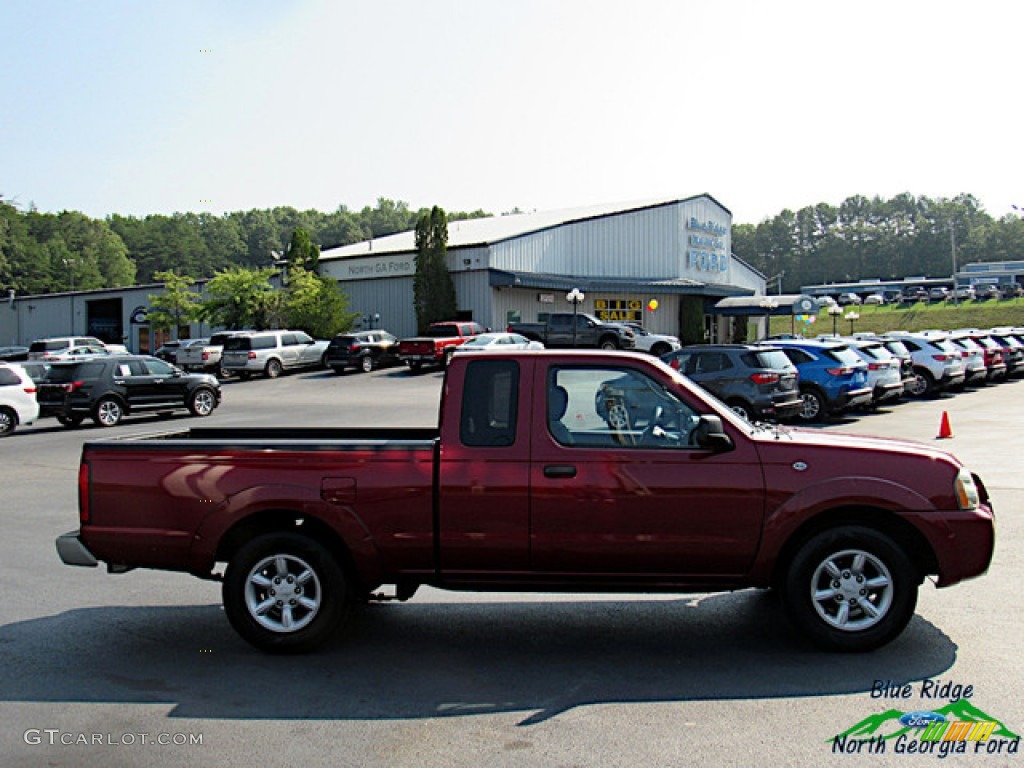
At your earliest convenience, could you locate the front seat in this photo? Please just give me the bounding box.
[547,385,573,445]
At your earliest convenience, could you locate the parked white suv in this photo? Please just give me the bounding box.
[0,363,40,436]
[28,336,128,360]
[884,331,966,397]
[624,323,682,356]
[221,330,329,379]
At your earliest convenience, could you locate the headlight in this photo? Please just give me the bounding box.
[955,468,980,510]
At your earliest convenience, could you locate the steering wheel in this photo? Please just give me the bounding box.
[639,405,684,447]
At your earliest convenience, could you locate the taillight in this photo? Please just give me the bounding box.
[248,351,256,360]
[23,386,37,394]
[202,351,210,361]
[750,372,780,384]
[350,343,361,353]
[932,354,949,362]
[78,460,90,524]
[670,358,681,370]
[825,367,854,376]
[867,362,882,370]
[63,381,84,393]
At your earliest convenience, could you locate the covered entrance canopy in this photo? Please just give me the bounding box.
[712,294,819,316]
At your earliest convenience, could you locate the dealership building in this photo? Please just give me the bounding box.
[2,194,773,351]
[318,194,765,341]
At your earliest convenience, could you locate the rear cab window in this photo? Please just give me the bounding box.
[460,359,519,447]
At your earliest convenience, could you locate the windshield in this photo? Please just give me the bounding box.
[426,325,459,338]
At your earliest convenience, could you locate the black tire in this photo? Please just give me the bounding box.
[57,413,84,428]
[360,355,375,373]
[726,399,755,422]
[216,366,231,380]
[782,526,919,652]
[650,342,672,357]
[237,371,252,381]
[907,368,935,398]
[796,386,827,422]
[264,359,283,379]
[93,397,124,427]
[599,337,619,351]
[0,406,16,437]
[408,361,423,373]
[223,532,350,653]
[188,387,217,417]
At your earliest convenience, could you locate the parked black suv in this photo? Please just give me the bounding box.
[325,330,400,373]
[37,355,221,428]
[661,344,803,422]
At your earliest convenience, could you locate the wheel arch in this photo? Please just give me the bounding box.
[768,506,938,590]
[212,508,369,593]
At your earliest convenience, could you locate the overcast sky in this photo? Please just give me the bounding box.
[2,0,1020,226]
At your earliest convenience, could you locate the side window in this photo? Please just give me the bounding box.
[548,366,699,449]
[281,333,298,346]
[143,359,174,376]
[0,369,19,386]
[254,336,276,350]
[295,332,313,344]
[460,360,519,448]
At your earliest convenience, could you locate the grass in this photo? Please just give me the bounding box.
[763,298,1024,338]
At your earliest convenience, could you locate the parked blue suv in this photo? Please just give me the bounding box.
[770,339,873,422]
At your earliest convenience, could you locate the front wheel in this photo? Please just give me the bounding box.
[188,387,217,417]
[223,532,350,653]
[93,397,124,427]
[726,399,755,422]
[599,338,619,351]
[782,526,918,652]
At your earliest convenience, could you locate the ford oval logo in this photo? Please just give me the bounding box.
[792,461,808,472]
[899,711,946,728]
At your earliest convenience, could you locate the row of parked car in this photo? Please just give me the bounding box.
[658,327,1024,425]
[831,284,1022,306]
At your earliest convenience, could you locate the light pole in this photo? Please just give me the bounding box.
[62,257,78,333]
[845,310,860,335]
[828,303,843,335]
[566,288,585,346]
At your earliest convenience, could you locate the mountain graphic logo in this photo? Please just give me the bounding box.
[832,699,1020,742]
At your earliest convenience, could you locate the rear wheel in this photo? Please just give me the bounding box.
[650,342,672,357]
[188,387,217,417]
[223,532,350,653]
[264,359,283,379]
[93,397,124,427]
[782,526,918,651]
[726,399,755,422]
[796,387,827,422]
[407,361,423,373]
[360,355,375,373]
[0,407,16,437]
[57,413,84,428]
[906,368,935,398]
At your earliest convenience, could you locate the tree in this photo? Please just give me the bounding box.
[413,206,457,334]
[285,227,319,273]
[282,266,359,338]
[147,271,202,339]
[199,266,278,330]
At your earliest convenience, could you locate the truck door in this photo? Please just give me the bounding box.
[529,362,765,577]
[437,357,533,572]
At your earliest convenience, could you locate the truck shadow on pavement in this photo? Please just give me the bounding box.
[0,591,957,726]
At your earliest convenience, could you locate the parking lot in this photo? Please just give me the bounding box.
[1,363,1021,767]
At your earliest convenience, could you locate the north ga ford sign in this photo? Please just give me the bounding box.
[687,217,729,274]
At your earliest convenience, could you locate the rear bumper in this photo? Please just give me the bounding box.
[55,530,98,567]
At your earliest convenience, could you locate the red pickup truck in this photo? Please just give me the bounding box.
[56,351,994,654]
[397,320,486,370]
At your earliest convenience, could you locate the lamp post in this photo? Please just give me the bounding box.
[845,310,860,335]
[62,257,78,333]
[758,296,777,338]
[566,288,585,346]
[828,303,843,335]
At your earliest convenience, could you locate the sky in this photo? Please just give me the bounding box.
[2,0,1021,226]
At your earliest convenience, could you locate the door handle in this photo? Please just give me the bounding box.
[543,465,577,479]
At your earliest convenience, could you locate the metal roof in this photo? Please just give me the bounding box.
[488,270,749,297]
[320,194,730,261]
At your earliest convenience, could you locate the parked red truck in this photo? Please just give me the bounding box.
[397,320,486,371]
[56,350,994,654]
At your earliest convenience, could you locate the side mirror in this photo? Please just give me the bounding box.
[694,415,733,452]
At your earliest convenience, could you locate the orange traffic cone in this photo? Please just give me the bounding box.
[937,411,953,439]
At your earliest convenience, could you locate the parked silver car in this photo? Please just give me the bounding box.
[221,330,329,379]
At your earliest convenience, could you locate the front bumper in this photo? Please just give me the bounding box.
[55,530,98,567]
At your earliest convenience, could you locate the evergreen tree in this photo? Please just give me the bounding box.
[413,206,456,334]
